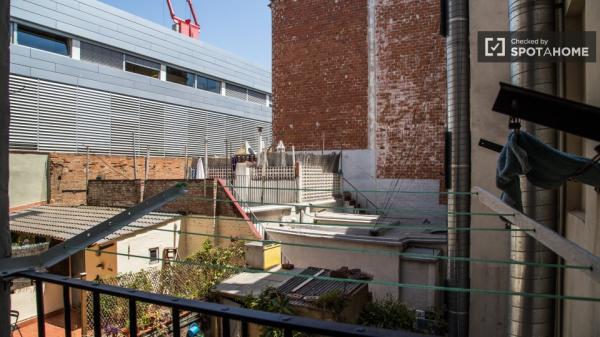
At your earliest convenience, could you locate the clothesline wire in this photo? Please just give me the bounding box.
[124,222,591,271]
[88,249,600,303]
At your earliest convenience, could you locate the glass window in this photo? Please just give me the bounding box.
[149,247,159,263]
[197,75,221,94]
[125,62,160,79]
[166,66,195,87]
[17,25,69,56]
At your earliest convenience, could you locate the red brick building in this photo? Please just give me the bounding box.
[271,0,446,209]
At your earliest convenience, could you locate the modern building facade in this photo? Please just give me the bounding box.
[8,0,272,157]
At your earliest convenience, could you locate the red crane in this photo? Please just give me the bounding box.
[166,0,200,39]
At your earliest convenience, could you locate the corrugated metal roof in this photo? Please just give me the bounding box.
[277,267,365,306]
[10,205,179,243]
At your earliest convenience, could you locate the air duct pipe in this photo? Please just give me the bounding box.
[446,0,471,336]
[508,1,558,337]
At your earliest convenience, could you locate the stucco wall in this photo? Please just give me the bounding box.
[8,152,48,208]
[264,230,445,305]
[179,216,258,258]
[116,219,181,274]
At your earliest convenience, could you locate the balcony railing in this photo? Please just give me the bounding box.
[20,270,422,337]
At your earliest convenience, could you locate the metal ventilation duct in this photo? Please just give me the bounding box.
[446,0,471,336]
[508,1,558,336]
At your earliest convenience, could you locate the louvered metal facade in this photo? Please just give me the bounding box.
[8,74,272,156]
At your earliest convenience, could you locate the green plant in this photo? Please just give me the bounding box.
[90,239,245,334]
[316,290,348,319]
[240,288,309,337]
[358,297,415,330]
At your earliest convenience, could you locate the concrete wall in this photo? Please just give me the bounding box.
[116,220,181,274]
[265,229,444,309]
[10,283,64,322]
[8,152,48,209]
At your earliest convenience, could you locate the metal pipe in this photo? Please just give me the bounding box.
[446,0,471,336]
[508,1,558,337]
[0,0,11,334]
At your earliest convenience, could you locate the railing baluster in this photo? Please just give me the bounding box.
[92,291,101,337]
[172,307,181,337]
[129,298,137,337]
[35,280,45,337]
[222,317,230,337]
[241,320,249,337]
[62,285,71,337]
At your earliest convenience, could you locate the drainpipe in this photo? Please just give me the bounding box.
[508,1,558,337]
[446,0,471,336]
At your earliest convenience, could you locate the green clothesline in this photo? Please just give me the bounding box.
[90,249,600,303]
[122,222,591,271]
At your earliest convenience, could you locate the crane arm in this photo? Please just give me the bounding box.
[165,0,180,24]
[187,0,199,26]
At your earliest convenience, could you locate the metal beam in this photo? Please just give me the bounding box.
[492,82,600,142]
[474,187,600,283]
[0,183,187,277]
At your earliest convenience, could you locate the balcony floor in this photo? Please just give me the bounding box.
[13,310,82,337]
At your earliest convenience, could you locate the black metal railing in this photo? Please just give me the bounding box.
[21,270,423,337]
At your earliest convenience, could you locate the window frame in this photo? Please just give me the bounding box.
[166,66,196,87]
[124,60,161,79]
[197,74,222,94]
[149,247,160,264]
[15,24,71,56]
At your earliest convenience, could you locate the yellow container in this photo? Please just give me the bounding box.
[244,241,281,270]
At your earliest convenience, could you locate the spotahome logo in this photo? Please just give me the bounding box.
[478,31,596,63]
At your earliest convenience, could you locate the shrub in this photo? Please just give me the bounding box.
[357,297,415,330]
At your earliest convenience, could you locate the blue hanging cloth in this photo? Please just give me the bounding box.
[496,131,600,210]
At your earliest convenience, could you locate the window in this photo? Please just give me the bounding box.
[124,54,160,79]
[197,75,221,94]
[166,66,195,87]
[149,247,159,264]
[80,42,123,69]
[248,89,267,105]
[17,25,69,56]
[225,83,247,100]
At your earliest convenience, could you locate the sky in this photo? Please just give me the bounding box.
[99,0,272,70]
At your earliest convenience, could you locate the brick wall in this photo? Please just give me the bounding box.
[87,180,142,208]
[143,180,216,215]
[271,0,446,182]
[375,0,446,180]
[49,153,187,205]
[271,0,369,150]
[87,179,241,218]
